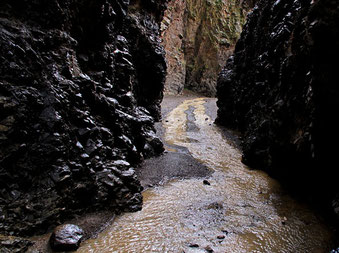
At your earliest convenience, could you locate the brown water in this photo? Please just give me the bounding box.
[78,97,333,253]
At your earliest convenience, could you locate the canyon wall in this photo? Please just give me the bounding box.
[216,0,339,213]
[161,0,187,94]
[161,0,254,96]
[0,0,167,236]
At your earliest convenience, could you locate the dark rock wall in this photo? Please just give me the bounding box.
[216,0,339,210]
[0,0,167,236]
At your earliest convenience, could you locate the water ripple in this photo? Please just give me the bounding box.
[78,98,333,252]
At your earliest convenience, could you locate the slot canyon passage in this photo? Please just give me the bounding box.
[0,0,339,252]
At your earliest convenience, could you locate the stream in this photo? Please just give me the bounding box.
[77,97,333,252]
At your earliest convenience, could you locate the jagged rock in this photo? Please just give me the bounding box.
[216,0,339,211]
[0,235,33,253]
[160,0,187,95]
[49,224,84,251]
[0,0,167,236]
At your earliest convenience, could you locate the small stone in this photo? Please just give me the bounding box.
[205,245,214,252]
[222,230,229,235]
[203,180,210,185]
[49,224,84,251]
[217,235,225,239]
[207,202,223,209]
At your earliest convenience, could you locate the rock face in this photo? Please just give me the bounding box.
[0,235,33,253]
[161,0,187,95]
[216,0,339,207]
[161,0,254,96]
[0,0,167,236]
[49,224,84,251]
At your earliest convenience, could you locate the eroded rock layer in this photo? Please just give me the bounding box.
[162,0,254,96]
[0,0,167,236]
[217,0,339,212]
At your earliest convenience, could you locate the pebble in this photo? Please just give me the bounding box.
[205,245,214,252]
[222,230,229,235]
[203,180,211,185]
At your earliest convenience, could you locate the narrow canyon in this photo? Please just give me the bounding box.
[0,0,338,252]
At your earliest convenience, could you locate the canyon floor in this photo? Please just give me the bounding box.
[29,94,335,252]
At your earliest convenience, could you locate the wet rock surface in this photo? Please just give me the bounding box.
[49,224,83,251]
[216,0,339,217]
[0,0,167,236]
[0,235,33,253]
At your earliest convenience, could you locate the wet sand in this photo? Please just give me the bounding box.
[77,96,335,252]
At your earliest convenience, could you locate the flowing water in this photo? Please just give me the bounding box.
[78,97,333,252]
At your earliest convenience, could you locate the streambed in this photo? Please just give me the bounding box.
[77,97,333,252]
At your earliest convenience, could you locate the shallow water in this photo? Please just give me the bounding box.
[78,97,333,253]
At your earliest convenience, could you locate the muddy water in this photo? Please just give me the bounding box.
[78,97,333,252]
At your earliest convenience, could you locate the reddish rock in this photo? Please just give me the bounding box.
[161,0,255,96]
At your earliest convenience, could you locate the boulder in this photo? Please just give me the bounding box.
[49,224,84,251]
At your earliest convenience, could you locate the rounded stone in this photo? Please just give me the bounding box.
[49,224,84,251]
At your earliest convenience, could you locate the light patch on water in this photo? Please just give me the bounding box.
[78,97,333,253]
